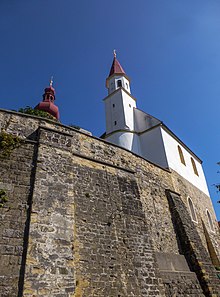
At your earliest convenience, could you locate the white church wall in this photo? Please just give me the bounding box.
[161,128,210,195]
[139,126,169,168]
[134,109,161,132]
[105,131,141,155]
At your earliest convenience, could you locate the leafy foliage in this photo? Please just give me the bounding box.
[214,162,220,204]
[0,189,8,208]
[18,106,57,120]
[69,124,80,130]
[215,184,220,192]
[0,131,21,158]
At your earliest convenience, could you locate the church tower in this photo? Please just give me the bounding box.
[103,51,140,154]
[103,53,210,195]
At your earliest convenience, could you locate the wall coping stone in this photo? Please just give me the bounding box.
[0,108,171,173]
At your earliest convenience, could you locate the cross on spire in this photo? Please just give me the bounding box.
[113,49,117,58]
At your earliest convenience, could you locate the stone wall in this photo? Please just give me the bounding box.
[171,170,220,261]
[0,109,219,297]
[167,190,220,296]
[160,271,205,297]
[0,140,37,297]
[22,126,165,297]
[155,252,205,297]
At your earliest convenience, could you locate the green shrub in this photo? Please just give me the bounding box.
[18,106,57,121]
[69,124,80,130]
[0,131,21,157]
[0,189,8,208]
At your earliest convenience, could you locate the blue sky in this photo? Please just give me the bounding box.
[0,0,220,219]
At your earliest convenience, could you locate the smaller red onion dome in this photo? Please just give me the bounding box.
[35,78,60,120]
[44,86,55,94]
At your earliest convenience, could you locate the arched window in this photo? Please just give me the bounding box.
[178,145,186,165]
[117,80,122,88]
[188,197,197,222]
[191,157,199,176]
[206,210,214,232]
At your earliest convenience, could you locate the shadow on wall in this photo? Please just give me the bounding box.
[166,190,220,297]
[18,129,40,297]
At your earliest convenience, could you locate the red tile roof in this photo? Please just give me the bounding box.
[108,57,125,77]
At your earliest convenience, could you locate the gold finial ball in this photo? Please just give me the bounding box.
[50,76,53,87]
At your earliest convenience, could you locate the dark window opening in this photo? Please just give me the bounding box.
[117,80,122,88]
[178,145,186,165]
[191,157,199,176]
[114,121,117,125]
[113,104,115,108]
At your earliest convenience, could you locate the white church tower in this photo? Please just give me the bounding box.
[103,51,141,154]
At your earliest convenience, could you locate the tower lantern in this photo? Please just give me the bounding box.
[106,50,131,95]
[35,78,60,120]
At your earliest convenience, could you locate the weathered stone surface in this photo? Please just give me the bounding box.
[155,252,191,272]
[0,140,36,297]
[167,190,220,296]
[171,169,220,260]
[161,271,205,297]
[0,109,219,297]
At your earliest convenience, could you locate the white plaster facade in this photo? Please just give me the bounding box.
[104,87,136,134]
[139,126,168,168]
[161,127,209,195]
[103,57,210,195]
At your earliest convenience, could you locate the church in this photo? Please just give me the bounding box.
[102,52,209,196]
[0,53,219,297]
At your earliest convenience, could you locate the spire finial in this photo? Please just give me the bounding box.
[113,49,116,58]
[50,76,53,87]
